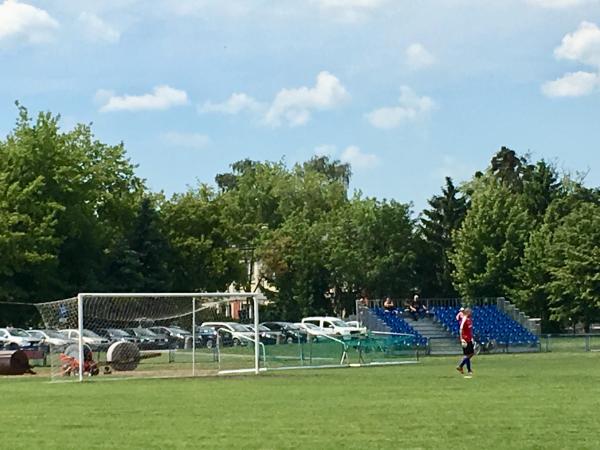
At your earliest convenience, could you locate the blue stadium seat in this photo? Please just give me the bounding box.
[431,304,539,347]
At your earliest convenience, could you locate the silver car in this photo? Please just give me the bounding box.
[0,328,42,349]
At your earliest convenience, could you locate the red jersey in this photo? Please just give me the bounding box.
[460,316,473,341]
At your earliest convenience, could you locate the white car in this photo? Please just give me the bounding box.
[59,329,110,350]
[0,327,43,349]
[301,317,365,337]
[200,322,255,346]
[27,329,75,349]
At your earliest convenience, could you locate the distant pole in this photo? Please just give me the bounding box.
[77,294,84,382]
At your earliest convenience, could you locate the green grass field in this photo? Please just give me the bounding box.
[2,352,600,449]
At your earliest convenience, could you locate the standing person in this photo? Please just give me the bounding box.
[456,308,474,377]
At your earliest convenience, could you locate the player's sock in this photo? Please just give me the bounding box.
[465,358,471,373]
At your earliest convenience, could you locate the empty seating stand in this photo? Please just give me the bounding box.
[371,308,428,347]
[432,305,539,349]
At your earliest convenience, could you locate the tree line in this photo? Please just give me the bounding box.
[1,107,598,331]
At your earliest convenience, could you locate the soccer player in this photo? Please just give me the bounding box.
[456,307,474,377]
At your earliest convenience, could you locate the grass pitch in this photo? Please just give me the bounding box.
[2,352,599,449]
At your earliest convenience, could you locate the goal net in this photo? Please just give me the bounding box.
[35,293,264,381]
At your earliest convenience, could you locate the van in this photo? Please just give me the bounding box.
[301,317,365,337]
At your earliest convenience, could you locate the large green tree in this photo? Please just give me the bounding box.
[0,105,143,308]
[451,176,533,298]
[417,177,467,297]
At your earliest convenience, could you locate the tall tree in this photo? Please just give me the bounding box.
[546,202,600,331]
[0,105,143,306]
[451,176,533,298]
[417,177,467,297]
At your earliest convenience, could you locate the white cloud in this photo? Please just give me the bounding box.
[554,21,600,68]
[406,43,435,69]
[161,131,210,149]
[199,93,262,114]
[366,86,436,129]
[340,145,380,170]
[542,22,600,97]
[527,0,597,8]
[78,12,120,44]
[0,0,59,45]
[312,0,387,22]
[542,71,600,97]
[97,85,189,112]
[265,71,350,127]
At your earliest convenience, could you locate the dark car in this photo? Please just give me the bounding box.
[196,326,233,348]
[126,328,170,350]
[244,325,278,345]
[261,322,307,344]
[148,326,198,349]
[98,328,139,344]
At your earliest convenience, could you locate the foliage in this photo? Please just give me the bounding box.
[451,175,533,298]
[417,177,467,297]
[1,108,599,331]
[0,105,143,311]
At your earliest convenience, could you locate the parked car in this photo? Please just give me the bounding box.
[0,327,43,349]
[27,329,75,349]
[148,326,195,349]
[295,322,328,341]
[261,322,307,344]
[301,317,365,338]
[60,329,110,351]
[195,326,233,348]
[125,328,170,350]
[244,325,278,345]
[97,328,138,344]
[200,322,255,346]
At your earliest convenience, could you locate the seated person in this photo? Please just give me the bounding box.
[383,296,395,313]
[410,295,429,320]
[407,297,419,320]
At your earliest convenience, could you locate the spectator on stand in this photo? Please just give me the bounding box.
[383,296,395,314]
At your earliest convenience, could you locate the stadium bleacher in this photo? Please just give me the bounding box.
[371,308,428,346]
[431,305,539,347]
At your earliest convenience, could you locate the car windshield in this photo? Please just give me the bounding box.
[303,323,320,330]
[284,324,301,331]
[199,327,215,333]
[9,329,33,337]
[27,331,44,339]
[83,330,101,338]
[107,329,130,337]
[230,324,250,332]
[245,325,269,332]
[44,330,67,339]
[168,327,191,335]
[331,320,348,327]
[133,328,157,337]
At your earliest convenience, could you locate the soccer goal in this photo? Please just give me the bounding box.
[36,292,265,381]
[36,292,419,382]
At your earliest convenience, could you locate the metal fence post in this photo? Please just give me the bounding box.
[585,335,590,352]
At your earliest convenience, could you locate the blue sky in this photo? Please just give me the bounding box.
[1,0,599,213]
